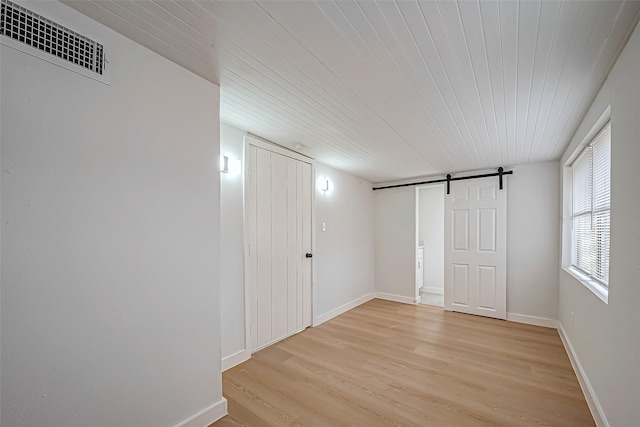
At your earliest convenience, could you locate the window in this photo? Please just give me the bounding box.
[571,121,611,290]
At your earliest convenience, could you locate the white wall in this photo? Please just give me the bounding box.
[558,21,640,426]
[220,123,247,361]
[314,164,376,322]
[1,2,224,426]
[374,187,416,301]
[418,186,444,292]
[374,162,560,320]
[507,161,560,322]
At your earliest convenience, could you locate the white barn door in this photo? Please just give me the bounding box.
[247,143,312,351]
[444,177,506,319]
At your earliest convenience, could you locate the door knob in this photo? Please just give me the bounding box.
[305,253,313,258]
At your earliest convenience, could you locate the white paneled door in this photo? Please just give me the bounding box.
[247,143,312,351]
[444,177,506,320]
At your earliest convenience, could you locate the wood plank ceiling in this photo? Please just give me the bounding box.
[62,1,640,183]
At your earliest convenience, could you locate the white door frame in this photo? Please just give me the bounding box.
[242,135,316,355]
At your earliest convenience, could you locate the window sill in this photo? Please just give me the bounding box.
[564,267,609,304]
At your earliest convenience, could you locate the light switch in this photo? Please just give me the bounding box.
[322,222,327,232]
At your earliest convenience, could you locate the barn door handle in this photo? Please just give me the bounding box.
[305,253,313,258]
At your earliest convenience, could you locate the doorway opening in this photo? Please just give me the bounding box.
[415,184,445,308]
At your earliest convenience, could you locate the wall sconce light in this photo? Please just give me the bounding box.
[220,155,241,175]
[220,155,230,173]
[319,178,334,192]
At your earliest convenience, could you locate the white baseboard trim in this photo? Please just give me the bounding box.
[175,397,228,427]
[314,292,375,326]
[222,349,251,372]
[375,292,418,305]
[422,286,444,295]
[557,323,608,427]
[506,313,558,329]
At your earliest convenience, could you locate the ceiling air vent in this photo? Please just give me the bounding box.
[1,0,106,77]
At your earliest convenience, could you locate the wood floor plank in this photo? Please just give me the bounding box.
[213,299,594,426]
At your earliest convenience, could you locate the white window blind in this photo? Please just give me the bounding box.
[571,122,611,286]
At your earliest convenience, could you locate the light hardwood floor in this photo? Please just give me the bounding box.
[213,299,594,426]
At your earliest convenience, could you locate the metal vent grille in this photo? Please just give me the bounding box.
[1,0,104,75]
